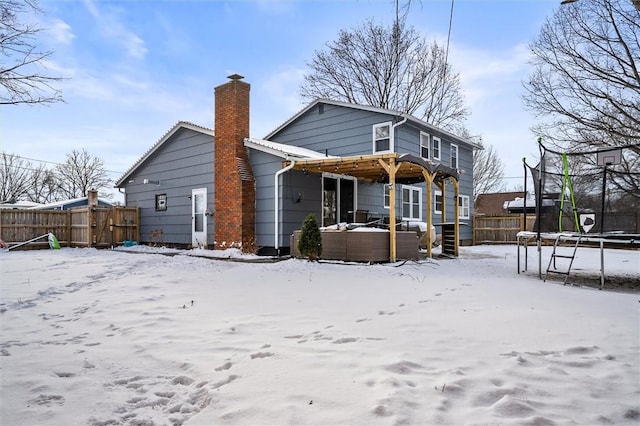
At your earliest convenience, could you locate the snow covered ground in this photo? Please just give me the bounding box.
[1,244,638,425]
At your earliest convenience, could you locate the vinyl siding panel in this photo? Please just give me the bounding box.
[270,103,400,157]
[123,128,214,246]
[250,146,323,250]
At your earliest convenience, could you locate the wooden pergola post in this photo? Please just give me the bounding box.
[378,157,398,262]
[453,178,460,256]
[423,171,434,258]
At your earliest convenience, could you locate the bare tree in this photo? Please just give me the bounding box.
[523,0,640,199]
[471,139,506,199]
[300,19,468,131]
[54,149,112,199]
[1,0,63,105]
[0,151,32,201]
[26,163,59,203]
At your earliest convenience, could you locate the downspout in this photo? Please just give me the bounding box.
[274,159,296,252]
[392,116,408,135]
[389,116,407,263]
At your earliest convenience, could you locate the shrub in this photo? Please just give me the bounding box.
[298,213,322,260]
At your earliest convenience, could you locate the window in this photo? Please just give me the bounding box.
[402,185,422,220]
[155,194,167,211]
[383,184,390,209]
[432,137,441,160]
[459,195,470,219]
[420,132,430,159]
[373,122,393,153]
[434,190,443,214]
[450,143,458,169]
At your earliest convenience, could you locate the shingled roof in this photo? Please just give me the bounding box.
[474,191,525,215]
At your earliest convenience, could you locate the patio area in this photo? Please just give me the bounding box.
[290,228,419,262]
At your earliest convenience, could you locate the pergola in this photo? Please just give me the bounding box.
[283,152,460,261]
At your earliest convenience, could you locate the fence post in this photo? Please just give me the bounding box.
[135,207,141,243]
[472,215,477,245]
[66,210,71,247]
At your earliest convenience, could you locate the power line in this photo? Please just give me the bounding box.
[4,153,125,175]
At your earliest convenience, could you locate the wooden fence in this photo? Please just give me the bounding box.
[0,206,139,250]
[474,211,640,244]
[473,215,536,244]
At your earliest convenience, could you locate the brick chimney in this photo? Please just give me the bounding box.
[87,189,98,207]
[214,74,255,252]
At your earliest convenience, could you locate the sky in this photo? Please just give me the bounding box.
[0,0,562,202]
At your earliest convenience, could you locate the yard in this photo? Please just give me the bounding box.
[1,244,638,425]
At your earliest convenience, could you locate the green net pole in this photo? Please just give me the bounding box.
[559,154,567,232]
[560,153,580,233]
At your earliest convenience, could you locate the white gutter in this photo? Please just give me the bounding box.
[274,160,296,251]
[392,116,408,132]
[388,115,408,210]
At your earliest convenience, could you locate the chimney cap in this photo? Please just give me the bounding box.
[227,73,244,81]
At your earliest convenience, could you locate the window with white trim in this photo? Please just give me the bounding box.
[420,132,430,159]
[450,143,458,169]
[402,185,422,220]
[434,190,443,214]
[383,184,390,209]
[373,122,393,153]
[432,137,441,160]
[458,195,470,219]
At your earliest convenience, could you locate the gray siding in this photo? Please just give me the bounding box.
[250,148,323,250]
[123,128,214,246]
[395,123,475,242]
[269,103,399,157]
[267,102,477,246]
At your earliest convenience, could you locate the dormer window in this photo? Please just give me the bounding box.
[373,122,393,153]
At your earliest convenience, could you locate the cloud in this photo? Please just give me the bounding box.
[48,19,75,45]
[249,67,308,137]
[452,42,531,82]
[438,41,539,183]
[262,66,307,113]
[62,71,187,114]
[449,42,532,108]
[123,33,147,59]
[81,0,148,60]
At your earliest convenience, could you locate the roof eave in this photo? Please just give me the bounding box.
[115,121,213,187]
[265,99,481,149]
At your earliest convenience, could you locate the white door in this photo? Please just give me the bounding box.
[192,188,207,248]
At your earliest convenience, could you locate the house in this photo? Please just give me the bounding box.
[0,200,43,209]
[474,191,526,216]
[115,122,214,248]
[30,191,113,210]
[115,75,480,257]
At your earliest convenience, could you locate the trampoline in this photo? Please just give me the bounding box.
[516,231,640,289]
